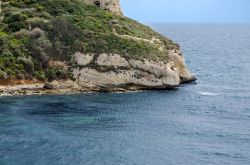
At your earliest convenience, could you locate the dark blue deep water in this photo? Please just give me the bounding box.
[1,24,250,165]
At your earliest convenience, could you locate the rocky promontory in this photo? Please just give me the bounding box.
[0,0,195,96]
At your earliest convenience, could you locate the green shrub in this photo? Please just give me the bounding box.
[0,70,8,80]
[8,22,27,32]
[35,70,46,81]
[0,0,174,81]
[36,5,44,12]
[17,56,34,72]
[5,13,28,23]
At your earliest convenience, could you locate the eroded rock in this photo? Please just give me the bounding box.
[73,52,94,66]
[96,53,129,67]
[72,53,195,90]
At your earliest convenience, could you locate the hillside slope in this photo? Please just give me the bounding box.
[0,0,195,94]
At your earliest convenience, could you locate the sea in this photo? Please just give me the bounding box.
[0,24,250,165]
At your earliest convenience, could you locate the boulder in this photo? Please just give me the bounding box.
[43,83,54,90]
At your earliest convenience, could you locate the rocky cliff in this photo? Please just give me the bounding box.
[71,50,194,91]
[0,0,195,95]
[83,0,123,15]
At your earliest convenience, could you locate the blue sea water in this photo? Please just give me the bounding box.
[0,24,250,165]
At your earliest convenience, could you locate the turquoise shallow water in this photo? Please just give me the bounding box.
[0,24,250,165]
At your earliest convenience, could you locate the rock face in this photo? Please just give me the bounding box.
[71,0,195,91]
[72,52,195,91]
[83,0,123,15]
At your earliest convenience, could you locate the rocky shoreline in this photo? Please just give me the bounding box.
[0,80,84,97]
[0,51,196,97]
[0,77,196,97]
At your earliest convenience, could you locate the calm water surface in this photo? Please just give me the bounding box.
[0,24,250,165]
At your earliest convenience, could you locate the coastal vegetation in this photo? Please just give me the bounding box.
[0,0,177,83]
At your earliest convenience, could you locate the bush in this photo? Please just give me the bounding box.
[18,56,34,72]
[16,73,25,79]
[29,28,44,39]
[35,71,46,81]
[45,69,57,82]
[5,13,28,23]
[0,70,7,80]
[36,5,44,12]
[8,22,27,32]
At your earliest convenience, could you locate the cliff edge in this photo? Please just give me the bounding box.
[0,0,195,95]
